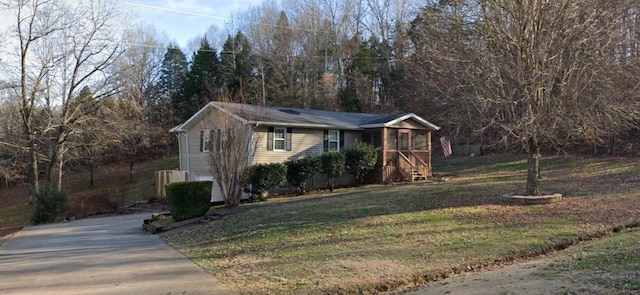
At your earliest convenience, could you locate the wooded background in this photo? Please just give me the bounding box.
[1,0,640,194]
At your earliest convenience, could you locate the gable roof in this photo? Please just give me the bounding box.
[170,102,440,132]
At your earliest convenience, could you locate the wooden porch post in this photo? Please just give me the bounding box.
[381,127,387,183]
[428,131,432,171]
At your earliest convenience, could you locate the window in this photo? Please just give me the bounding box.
[324,130,344,152]
[328,130,340,151]
[274,128,286,151]
[267,127,292,151]
[200,130,211,152]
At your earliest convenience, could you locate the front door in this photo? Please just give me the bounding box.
[399,131,410,156]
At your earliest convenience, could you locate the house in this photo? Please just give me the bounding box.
[169,102,440,202]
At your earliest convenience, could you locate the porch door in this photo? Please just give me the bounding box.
[399,131,410,157]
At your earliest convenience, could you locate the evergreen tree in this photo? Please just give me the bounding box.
[157,44,188,125]
[263,11,300,107]
[177,39,220,122]
[340,39,374,112]
[220,32,256,103]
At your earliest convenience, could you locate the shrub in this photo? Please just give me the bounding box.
[285,156,319,195]
[319,151,346,191]
[166,181,212,221]
[244,162,287,200]
[32,186,70,224]
[344,142,378,185]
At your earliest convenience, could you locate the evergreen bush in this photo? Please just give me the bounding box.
[32,186,70,224]
[244,162,287,200]
[319,151,346,191]
[166,181,212,221]
[344,142,378,185]
[285,156,319,195]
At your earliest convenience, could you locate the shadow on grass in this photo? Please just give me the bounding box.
[190,154,640,244]
[165,154,640,295]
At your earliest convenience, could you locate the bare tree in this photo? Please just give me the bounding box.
[117,23,166,123]
[2,0,127,192]
[408,0,640,195]
[202,106,257,208]
[0,100,27,188]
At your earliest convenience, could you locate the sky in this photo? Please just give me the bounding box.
[121,0,263,48]
[0,0,264,79]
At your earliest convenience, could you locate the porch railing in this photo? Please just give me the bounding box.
[382,150,431,183]
[409,151,431,178]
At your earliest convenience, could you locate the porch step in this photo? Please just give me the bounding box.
[412,170,426,181]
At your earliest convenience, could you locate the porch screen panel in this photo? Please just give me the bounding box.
[412,131,428,150]
[400,132,409,151]
[373,130,382,149]
[386,129,398,150]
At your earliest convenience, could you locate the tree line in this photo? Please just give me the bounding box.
[1,0,640,196]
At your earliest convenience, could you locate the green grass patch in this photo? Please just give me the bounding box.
[624,279,640,291]
[543,228,640,294]
[164,155,640,294]
[570,229,640,272]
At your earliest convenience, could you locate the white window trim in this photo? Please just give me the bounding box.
[273,127,286,151]
[328,129,340,151]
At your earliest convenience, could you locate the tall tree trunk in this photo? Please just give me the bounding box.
[48,142,65,191]
[56,154,63,190]
[525,137,541,196]
[29,134,39,198]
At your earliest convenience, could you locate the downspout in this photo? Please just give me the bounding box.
[175,132,182,170]
[185,131,191,176]
[247,123,256,166]
[246,123,258,197]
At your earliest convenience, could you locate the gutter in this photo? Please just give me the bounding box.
[249,121,363,130]
[185,131,191,176]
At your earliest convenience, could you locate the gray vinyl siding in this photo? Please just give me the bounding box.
[177,132,189,172]
[252,127,364,165]
[252,126,324,164]
[187,127,211,176]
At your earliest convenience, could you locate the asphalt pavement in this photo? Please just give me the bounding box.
[0,213,234,295]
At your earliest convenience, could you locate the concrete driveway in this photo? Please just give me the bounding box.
[0,213,234,295]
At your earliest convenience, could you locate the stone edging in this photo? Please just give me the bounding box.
[502,193,563,205]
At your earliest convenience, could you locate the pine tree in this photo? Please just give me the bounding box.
[157,44,188,125]
[178,39,220,122]
[220,32,256,103]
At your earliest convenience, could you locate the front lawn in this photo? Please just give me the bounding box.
[163,155,640,294]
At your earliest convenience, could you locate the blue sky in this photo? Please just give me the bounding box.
[122,0,263,48]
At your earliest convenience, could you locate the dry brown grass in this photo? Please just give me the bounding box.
[163,155,640,294]
[0,157,178,241]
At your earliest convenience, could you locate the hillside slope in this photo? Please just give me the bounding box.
[0,157,179,240]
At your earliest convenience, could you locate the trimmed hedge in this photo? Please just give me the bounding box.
[344,142,377,185]
[286,156,319,195]
[244,162,287,200]
[319,151,346,191]
[166,181,212,221]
